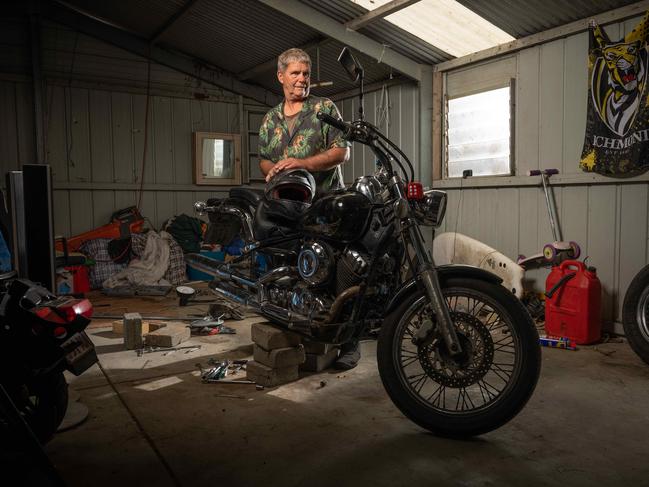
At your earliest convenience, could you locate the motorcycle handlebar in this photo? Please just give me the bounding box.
[316,112,350,133]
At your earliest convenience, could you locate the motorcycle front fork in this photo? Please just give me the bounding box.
[405,221,463,356]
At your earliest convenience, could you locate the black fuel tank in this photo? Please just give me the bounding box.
[301,191,373,242]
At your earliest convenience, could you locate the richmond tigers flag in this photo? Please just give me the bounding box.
[580,13,649,176]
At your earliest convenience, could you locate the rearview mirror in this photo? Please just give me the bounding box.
[337,47,364,83]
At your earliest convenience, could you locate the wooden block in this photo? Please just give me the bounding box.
[251,322,301,350]
[302,339,333,355]
[144,323,190,347]
[112,320,166,335]
[299,348,339,372]
[246,360,299,387]
[123,313,143,350]
[253,344,305,368]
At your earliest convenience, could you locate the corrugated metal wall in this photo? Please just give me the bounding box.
[438,16,649,329]
[0,18,421,237]
[339,83,421,184]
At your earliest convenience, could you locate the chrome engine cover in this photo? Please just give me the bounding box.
[289,283,330,320]
[297,241,332,286]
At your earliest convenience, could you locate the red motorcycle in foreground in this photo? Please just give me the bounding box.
[0,274,97,443]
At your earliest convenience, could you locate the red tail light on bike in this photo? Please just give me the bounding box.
[33,298,94,326]
[406,182,424,200]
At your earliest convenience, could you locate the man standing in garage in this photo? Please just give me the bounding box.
[258,47,359,370]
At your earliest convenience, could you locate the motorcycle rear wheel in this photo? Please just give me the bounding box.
[377,277,541,438]
[622,265,649,366]
[9,372,69,444]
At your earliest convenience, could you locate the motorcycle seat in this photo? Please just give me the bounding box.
[253,200,297,240]
[229,188,264,209]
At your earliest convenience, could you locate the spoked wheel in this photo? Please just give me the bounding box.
[623,265,649,366]
[377,277,541,438]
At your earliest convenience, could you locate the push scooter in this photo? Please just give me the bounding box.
[517,169,581,269]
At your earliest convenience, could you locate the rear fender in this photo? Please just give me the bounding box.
[385,265,503,316]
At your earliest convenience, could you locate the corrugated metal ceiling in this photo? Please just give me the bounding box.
[47,0,640,101]
[455,0,640,38]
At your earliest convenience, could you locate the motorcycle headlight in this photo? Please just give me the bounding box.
[412,190,447,227]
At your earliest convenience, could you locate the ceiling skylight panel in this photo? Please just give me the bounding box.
[349,0,515,57]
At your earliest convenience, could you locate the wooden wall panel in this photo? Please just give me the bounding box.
[46,85,69,182]
[52,191,71,238]
[69,191,93,236]
[155,191,176,229]
[495,187,519,261]
[617,184,649,321]
[587,186,618,323]
[132,94,155,185]
[172,98,192,185]
[516,47,540,174]
[0,82,19,176]
[89,90,114,182]
[539,40,564,171]
[153,96,174,184]
[15,83,35,166]
[68,88,91,182]
[111,92,134,183]
[91,191,115,228]
[562,32,588,175]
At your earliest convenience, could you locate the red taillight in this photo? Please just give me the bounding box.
[34,307,65,324]
[406,182,424,200]
[33,298,93,324]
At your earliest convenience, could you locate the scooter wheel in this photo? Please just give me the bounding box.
[543,244,556,262]
[569,241,581,259]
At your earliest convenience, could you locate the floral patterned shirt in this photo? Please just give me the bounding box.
[258,96,350,194]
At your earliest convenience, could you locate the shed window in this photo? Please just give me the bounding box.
[446,86,512,178]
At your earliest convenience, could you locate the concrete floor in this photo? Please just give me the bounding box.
[44,292,649,487]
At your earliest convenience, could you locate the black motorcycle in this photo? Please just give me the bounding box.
[623,264,649,365]
[188,49,541,437]
[0,273,98,443]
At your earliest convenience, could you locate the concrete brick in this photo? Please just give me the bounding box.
[144,323,190,347]
[302,339,333,355]
[113,320,166,335]
[123,313,142,350]
[250,322,300,350]
[299,348,339,372]
[253,344,305,368]
[246,360,299,387]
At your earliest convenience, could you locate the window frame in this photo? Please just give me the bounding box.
[192,131,242,186]
[443,79,516,179]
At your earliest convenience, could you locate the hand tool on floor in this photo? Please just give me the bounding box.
[202,378,264,390]
[136,345,202,357]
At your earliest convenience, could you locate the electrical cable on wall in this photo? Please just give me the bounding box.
[64,29,80,171]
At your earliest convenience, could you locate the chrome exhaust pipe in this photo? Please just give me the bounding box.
[209,280,259,309]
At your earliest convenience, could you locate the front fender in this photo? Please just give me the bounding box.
[385,264,503,316]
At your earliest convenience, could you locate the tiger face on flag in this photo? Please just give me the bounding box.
[580,13,649,176]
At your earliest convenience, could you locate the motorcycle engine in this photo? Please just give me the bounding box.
[336,249,369,295]
[297,241,333,287]
[289,282,329,321]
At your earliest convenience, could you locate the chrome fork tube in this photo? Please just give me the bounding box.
[406,221,462,355]
[391,177,462,355]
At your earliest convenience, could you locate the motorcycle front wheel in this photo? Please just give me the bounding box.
[377,277,541,438]
[622,265,649,366]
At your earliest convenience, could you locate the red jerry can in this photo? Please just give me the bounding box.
[545,260,602,345]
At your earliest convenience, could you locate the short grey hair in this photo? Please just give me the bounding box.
[277,48,311,73]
